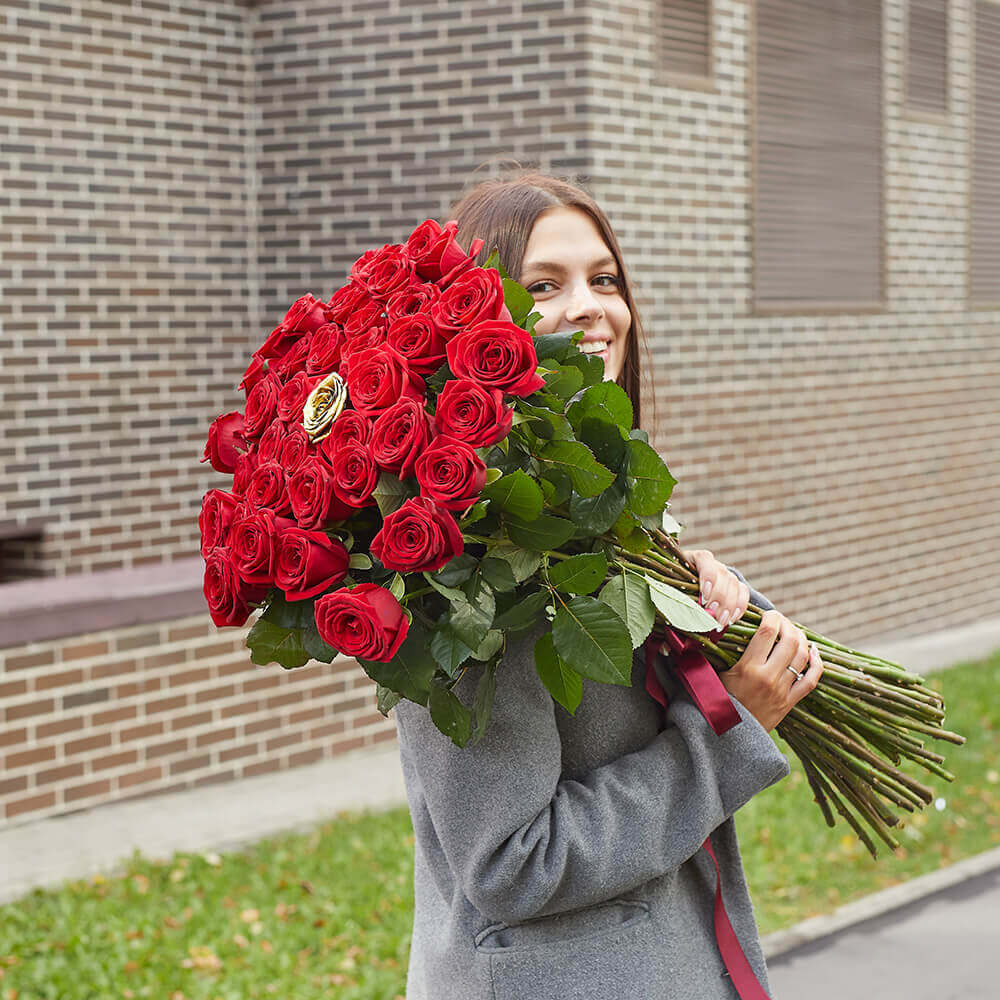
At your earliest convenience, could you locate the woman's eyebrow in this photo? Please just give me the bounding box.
[521,254,617,274]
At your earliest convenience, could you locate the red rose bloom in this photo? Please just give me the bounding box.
[342,297,386,341]
[320,409,372,455]
[326,440,380,508]
[446,320,546,397]
[204,547,268,628]
[246,461,292,516]
[243,372,283,440]
[233,449,259,495]
[344,344,425,417]
[326,281,374,325]
[227,504,296,587]
[288,455,355,529]
[277,371,323,423]
[352,243,417,301]
[306,323,347,375]
[275,332,313,382]
[369,397,434,479]
[199,488,241,557]
[433,378,512,447]
[279,423,312,473]
[258,322,301,362]
[370,496,464,573]
[405,218,484,286]
[281,293,329,334]
[414,435,487,512]
[386,313,448,375]
[314,583,409,662]
[201,411,246,474]
[257,418,288,464]
[274,527,350,601]
[384,281,440,323]
[238,353,270,396]
[430,266,512,339]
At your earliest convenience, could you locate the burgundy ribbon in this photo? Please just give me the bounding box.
[644,627,772,1000]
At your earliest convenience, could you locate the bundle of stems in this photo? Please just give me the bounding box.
[615,528,965,859]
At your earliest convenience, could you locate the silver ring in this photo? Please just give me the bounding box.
[786,665,804,681]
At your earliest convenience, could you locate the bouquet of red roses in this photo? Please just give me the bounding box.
[200,218,963,858]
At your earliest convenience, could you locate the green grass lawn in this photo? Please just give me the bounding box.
[1,652,997,999]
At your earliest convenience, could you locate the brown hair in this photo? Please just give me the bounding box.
[446,163,656,433]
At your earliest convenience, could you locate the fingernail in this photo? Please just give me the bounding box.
[708,601,720,616]
[702,580,713,602]
[717,609,730,629]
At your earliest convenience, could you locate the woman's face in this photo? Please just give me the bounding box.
[518,205,632,384]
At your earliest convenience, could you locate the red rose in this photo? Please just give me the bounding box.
[274,527,350,601]
[344,344,425,417]
[446,320,546,397]
[282,293,329,334]
[314,583,409,661]
[275,332,314,382]
[351,243,417,301]
[405,218,484,286]
[199,489,241,557]
[233,449,259,495]
[414,435,487,512]
[257,418,288,464]
[243,372,283,439]
[227,504,296,587]
[201,411,246,474]
[320,409,372,454]
[258,322,301,362]
[369,397,434,479]
[433,378,512,447]
[371,496,464,573]
[306,323,347,375]
[238,354,270,396]
[326,440,380,508]
[430,266,512,339]
[340,323,388,372]
[384,281,441,323]
[204,547,268,628]
[386,313,448,375]
[278,423,312,473]
[342,297,386,340]
[277,371,323,423]
[246,461,292,516]
[326,281,374,325]
[288,455,356,529]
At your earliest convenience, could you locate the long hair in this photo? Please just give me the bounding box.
[446,164,655,433]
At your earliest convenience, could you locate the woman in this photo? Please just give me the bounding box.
[392,168,823,999]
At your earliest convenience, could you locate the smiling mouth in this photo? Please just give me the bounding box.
[580,341,610,355]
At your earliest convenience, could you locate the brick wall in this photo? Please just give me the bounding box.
[0,614,393,824]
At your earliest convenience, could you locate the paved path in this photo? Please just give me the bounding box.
[767,861,1000,1000]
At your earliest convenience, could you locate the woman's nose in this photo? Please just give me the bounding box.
[565,283,604,322]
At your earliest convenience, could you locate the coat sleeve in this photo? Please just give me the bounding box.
[393,619,790,926]
[725,563,776,612]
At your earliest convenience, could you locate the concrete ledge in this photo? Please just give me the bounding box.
[0,740,408,905]
[0,556,205,648]
[762,844,1000,959]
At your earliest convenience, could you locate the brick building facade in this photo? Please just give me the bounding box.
[2,0,997,827]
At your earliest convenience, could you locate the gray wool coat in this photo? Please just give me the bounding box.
[392,566,789,1000]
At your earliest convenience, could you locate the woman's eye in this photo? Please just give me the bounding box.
[596,274,623,288]
[526,281,554,294]
[526,275,622,294]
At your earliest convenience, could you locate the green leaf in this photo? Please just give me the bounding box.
[562,351,605,387]
[493,588,552,630]
[429,625,474,676]
[579,416,628,472]
[429,553,477,587]
[482,470,544,521]
[257,590,316,629]
[503,276,536,326]
[539,467,573,506]
[567,382,634,432]
[537,440,614,498]
[302,626,339,663]
[358,625,437,705]
[479,556,518,592]
[645,574,719,632]
[484,467,503,485]
[424,361,456,395]
[598,572,656,649]
[469,658,499,746]
[532,329,584,362]
[448,583,495,649]
[534,631,583,714]
[389,572,406,600]
[376,684,402,717]
[488,543,542,583]
[428,677,473,748]
[516,402,574,441]
[569,479,627,535]
[625,439,677,516]
[372,472,413,518]
[348,553,372,570]
[247,619,312,669]
[552,596,634,686]
[459,500,489,528]
[471,628,503,661]
[506,512,577,551]
[542,364,584,400]
[548,552,609,595]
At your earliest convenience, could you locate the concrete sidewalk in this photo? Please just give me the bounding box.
[766,855,1000,1000]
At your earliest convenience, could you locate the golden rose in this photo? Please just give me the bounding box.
[302,371,348,442]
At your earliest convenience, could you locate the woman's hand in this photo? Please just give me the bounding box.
[718,609,824,732]
[681,548,749,630]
